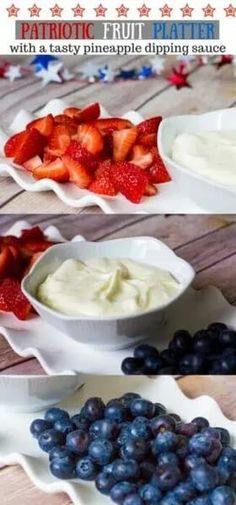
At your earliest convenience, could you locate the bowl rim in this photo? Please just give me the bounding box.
[158,107,236,195]
[22,236,195,323]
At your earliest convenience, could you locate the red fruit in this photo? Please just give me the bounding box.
[140,133,157,148]
[66,140,97,171]
[113,127,138,162]
[137,116,162,137]
[4,131,27,158]
[144,183,158,196]
[43,151,57,163]
[63,107,82,121]
[80,102,100,122]
[48,125,72,156]
[0,277,31,320]
[90,160,117,196]
[0,246,14,280]
[111,161,148,204]
[130,144,153,170]
[149,149,171,184]
[21,239,55,254]
[27,114,54,137]
[62,154,92,189]
[21,226,45,241]
[33,158,69,183]
[75,124,104,155]
[91,118,133,132]
[23,156,42,172]
[54,114,78,132]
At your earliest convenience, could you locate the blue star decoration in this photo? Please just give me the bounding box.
[31,55,59,72]
[138,66,155,79]
[116,69,137,80]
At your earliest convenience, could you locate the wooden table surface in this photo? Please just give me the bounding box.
[0,55,236,214]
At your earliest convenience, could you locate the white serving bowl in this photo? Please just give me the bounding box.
[0,375,82,413]
[22,237,195,351]
[158,107,236,212]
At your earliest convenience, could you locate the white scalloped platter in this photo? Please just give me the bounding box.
[1,376,236,505]
[0,99,202,214]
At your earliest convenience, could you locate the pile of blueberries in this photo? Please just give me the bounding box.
[121,322,236,375]
[30,393,236,505]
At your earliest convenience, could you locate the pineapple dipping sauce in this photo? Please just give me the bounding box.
[37,257,180,317]
[172,130,236,186]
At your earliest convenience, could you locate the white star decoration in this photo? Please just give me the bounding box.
[4,64,22,82]
[149,56,165,75]
[35,61,63,86]
[79,61,100,82]
[99,66,116,82]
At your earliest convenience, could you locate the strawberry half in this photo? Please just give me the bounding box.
[75,124,104,155]
[4,131,27,158]
[0,277,31,320]
[63,107,82,121]
[66,140,98,171]
[21,226,45,241]
[54,114,78,132]
[27,114,54,137]
[0,246,14,280]
[113,127,138,162]
[111,161,148,204]
[62,154,92,189]
[23,156,42,172]
[137,116,162,137]
[144,183,158,196]
[33,158,69,182]
[140,133,157,148]
[80,102,101,122]
[149,148,171,184]
[130,144,153,170]
[90,160,117,196]
[91,118,133,132]
[14,129,46,165]
[48,125,72,156]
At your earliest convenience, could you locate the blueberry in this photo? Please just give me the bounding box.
[121,438,147,462]
[214,427,231,446]
[158,452,179,467]
[123,494,144,505]
[206,439,223,464]
[95,471,116,495]
[54,419,75,435]
[184,454,205,471]
[154,463,182,491]
[110,481,137,504]
[208,322,228,333]
[190,462,219,492]
[169,330,192,356]
[208,360,224,374]
[150,415,176,436]
[172,478,196,501]
[49,446,74,461]
[179,353,205,374]
[130,417,151,440]
[44,407,70,423]
[89,419,118,440]
[152,431,178,455]
[218,447,236,472]
[218,330,236,348]
[50,456,75,479]
[176,435,188,460]
[134,344,159,360]
[30,419,52,438]
[105,400,127,423]
[160,494,182,505]
[193,335,212,355]
[188,497,211,505]
[71,414,90,431]
[83,397,105,421]
[88,439,114,465]
[121,358,144,375]
[139,483,162,503]
[177,422,198,437]
[38,429,65,453]
[218,354,236,374]
[113,459,139,482]
[143,356,165,375]
[188,433,213,456]
[210,485,236,505]
[154,403,167,416]
[117,425,132,446]
[120,393,141,408]
[130,399,155,419]
[139,461,156,481]
[76,457,97,480]
[158,367,177,375]
[191,417,209,430]
[160,349,177,366]
[66,429,89,455]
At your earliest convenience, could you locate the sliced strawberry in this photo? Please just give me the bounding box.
[54,114,78,132]
[43,151,57,163]
[90,160,117,196]
[95,159,113,177]
[62,154,92,189]
[48,125,72,156]
[27,114,54,137]
[0,246,14,280]
[23,155,42,172]
[91,118,133,132]
[4,131,27,158]
[33,158,69,183]
[66,140,98,171]
[21,239,55,254]
[113,127,138,162]
[144,183,158,196]
[14,129,46,165]
[0,278,31,320]
[149,149,171,184]
[137,116,162,137]
[130,144,153,170]
[21,226,45,241]
[75,124,104,155]
[80,102,100,122]
[63,107,81,121]
[111,161,148,204]
[140,133,157,148]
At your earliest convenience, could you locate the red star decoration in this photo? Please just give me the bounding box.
[94,4,107,16]
[116,4,129,16]
[215,55,233,68]
[202,3,215,16]
[6,3,20,16]
[137,4,151,16]
[181,3,194,16]
[28,3,42,17]
[159,4,173,17]
[50,3,63,16]
[167,64,191,90]
[224,3,236,16]
[72,4,85,17]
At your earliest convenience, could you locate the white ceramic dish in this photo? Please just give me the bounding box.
[0,375,83,413]
[158,107,236,213]
[0,98,202,214]
[22,237,195,350]
[1,375,236,505]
